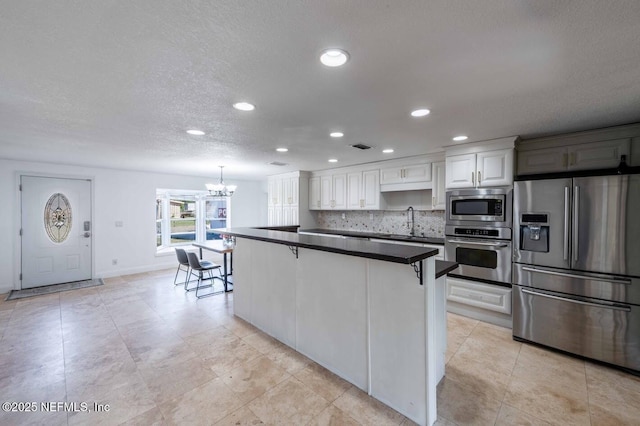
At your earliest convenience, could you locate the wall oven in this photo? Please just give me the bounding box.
[445,225,512,285]
[447,188,512,227]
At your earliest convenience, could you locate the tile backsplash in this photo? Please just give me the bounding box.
[314,210,445,238]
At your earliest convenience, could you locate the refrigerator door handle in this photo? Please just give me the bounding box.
[573,186,580,262]
[564,186,570,261]
[521,288,631,312]
[521,266,632,285]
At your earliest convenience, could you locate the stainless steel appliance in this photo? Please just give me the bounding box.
[445,188,513,285]
[513,174,640,373]
[446,188,512,227]
[445,225,512,285]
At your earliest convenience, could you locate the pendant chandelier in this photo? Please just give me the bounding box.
[206,166,237,197]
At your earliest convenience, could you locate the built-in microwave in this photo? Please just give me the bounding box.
[446,188,512,227]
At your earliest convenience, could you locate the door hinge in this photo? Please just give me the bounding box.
[19,184,22,191]
[19,228,22,236]
[19,273,22,281]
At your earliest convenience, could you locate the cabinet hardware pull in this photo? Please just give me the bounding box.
[521,288,631,312]
[477,171,481,184]
[521,266,631,285]
[471,172,475,185]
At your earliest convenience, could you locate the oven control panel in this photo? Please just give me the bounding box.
[454,227,500,237]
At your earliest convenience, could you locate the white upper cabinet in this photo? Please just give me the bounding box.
[268,177,283,206]
[332,173,347,209]
[431,161,446,210]
[362,170,381,209]
[347,170,380,210]
[446,149,513,189]
[517,139,630,175]
[476,149,514,187]
[569,139,630,171]
[516,146,568,175]
[380,162,431,187]
[445,153,476,189]
[346,172,362,210]
[309,176,321,210]
[282,176,299,206]
[320,173,347,209]
[267,172,310,226]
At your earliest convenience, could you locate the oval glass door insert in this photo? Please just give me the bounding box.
[44,193,72,243]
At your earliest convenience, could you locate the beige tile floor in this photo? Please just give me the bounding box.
[1,268,639,425]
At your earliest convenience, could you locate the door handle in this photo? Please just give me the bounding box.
[477,171,481,185]
[521,288,631,312]
[573,186,579,262]
[83,232,91,238]
[471,172,475,186]
[521,266,631,285]
[563,187,570,261]
[447,239,508,247]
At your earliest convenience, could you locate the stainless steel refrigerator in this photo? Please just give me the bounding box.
[512,174,640,372]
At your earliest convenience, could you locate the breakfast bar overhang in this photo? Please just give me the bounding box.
[214,228,456,426]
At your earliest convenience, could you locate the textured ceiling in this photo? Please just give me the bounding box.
[1,1,639,179]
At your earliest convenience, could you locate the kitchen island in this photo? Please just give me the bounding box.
[213,228,456,426]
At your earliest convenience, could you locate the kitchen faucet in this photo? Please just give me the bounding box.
[406,206,415,236]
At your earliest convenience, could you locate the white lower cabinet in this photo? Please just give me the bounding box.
[445,276,512,328]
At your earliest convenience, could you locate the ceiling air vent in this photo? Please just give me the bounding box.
[351,144,371,150]
[269,161,288,166]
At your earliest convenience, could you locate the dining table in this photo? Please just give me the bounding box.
[193,240,234,292]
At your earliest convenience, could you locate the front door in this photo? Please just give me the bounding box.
[21,176,92,288]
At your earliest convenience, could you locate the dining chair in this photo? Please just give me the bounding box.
[186,251,224,298]
[173,248,191,287]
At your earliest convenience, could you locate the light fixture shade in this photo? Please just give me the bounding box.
[206,166,237,197]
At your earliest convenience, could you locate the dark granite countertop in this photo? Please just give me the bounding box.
[213,227,439,265]
[298,228,444,245]
[435,261,458,279]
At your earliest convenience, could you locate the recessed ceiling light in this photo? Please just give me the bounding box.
[410,109,431,117]
[186,129,205,136]
[328,158,338,163]
[320,49,349,67]
[276,148,288,152]
[330,132,344,138]
[382,149,394,154]
[233,102,255,111]
[453,135,468,141]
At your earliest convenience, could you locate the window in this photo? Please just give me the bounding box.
[156,189,230,250]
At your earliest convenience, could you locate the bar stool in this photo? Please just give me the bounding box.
[186,252,224,298]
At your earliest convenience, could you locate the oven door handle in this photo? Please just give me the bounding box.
[447,239,508,248]
[521,288,631,312]
[521,266,631,285]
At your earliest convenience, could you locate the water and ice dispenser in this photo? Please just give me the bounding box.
[519,213,549,253]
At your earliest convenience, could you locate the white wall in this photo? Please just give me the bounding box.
[0,158,267,294]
